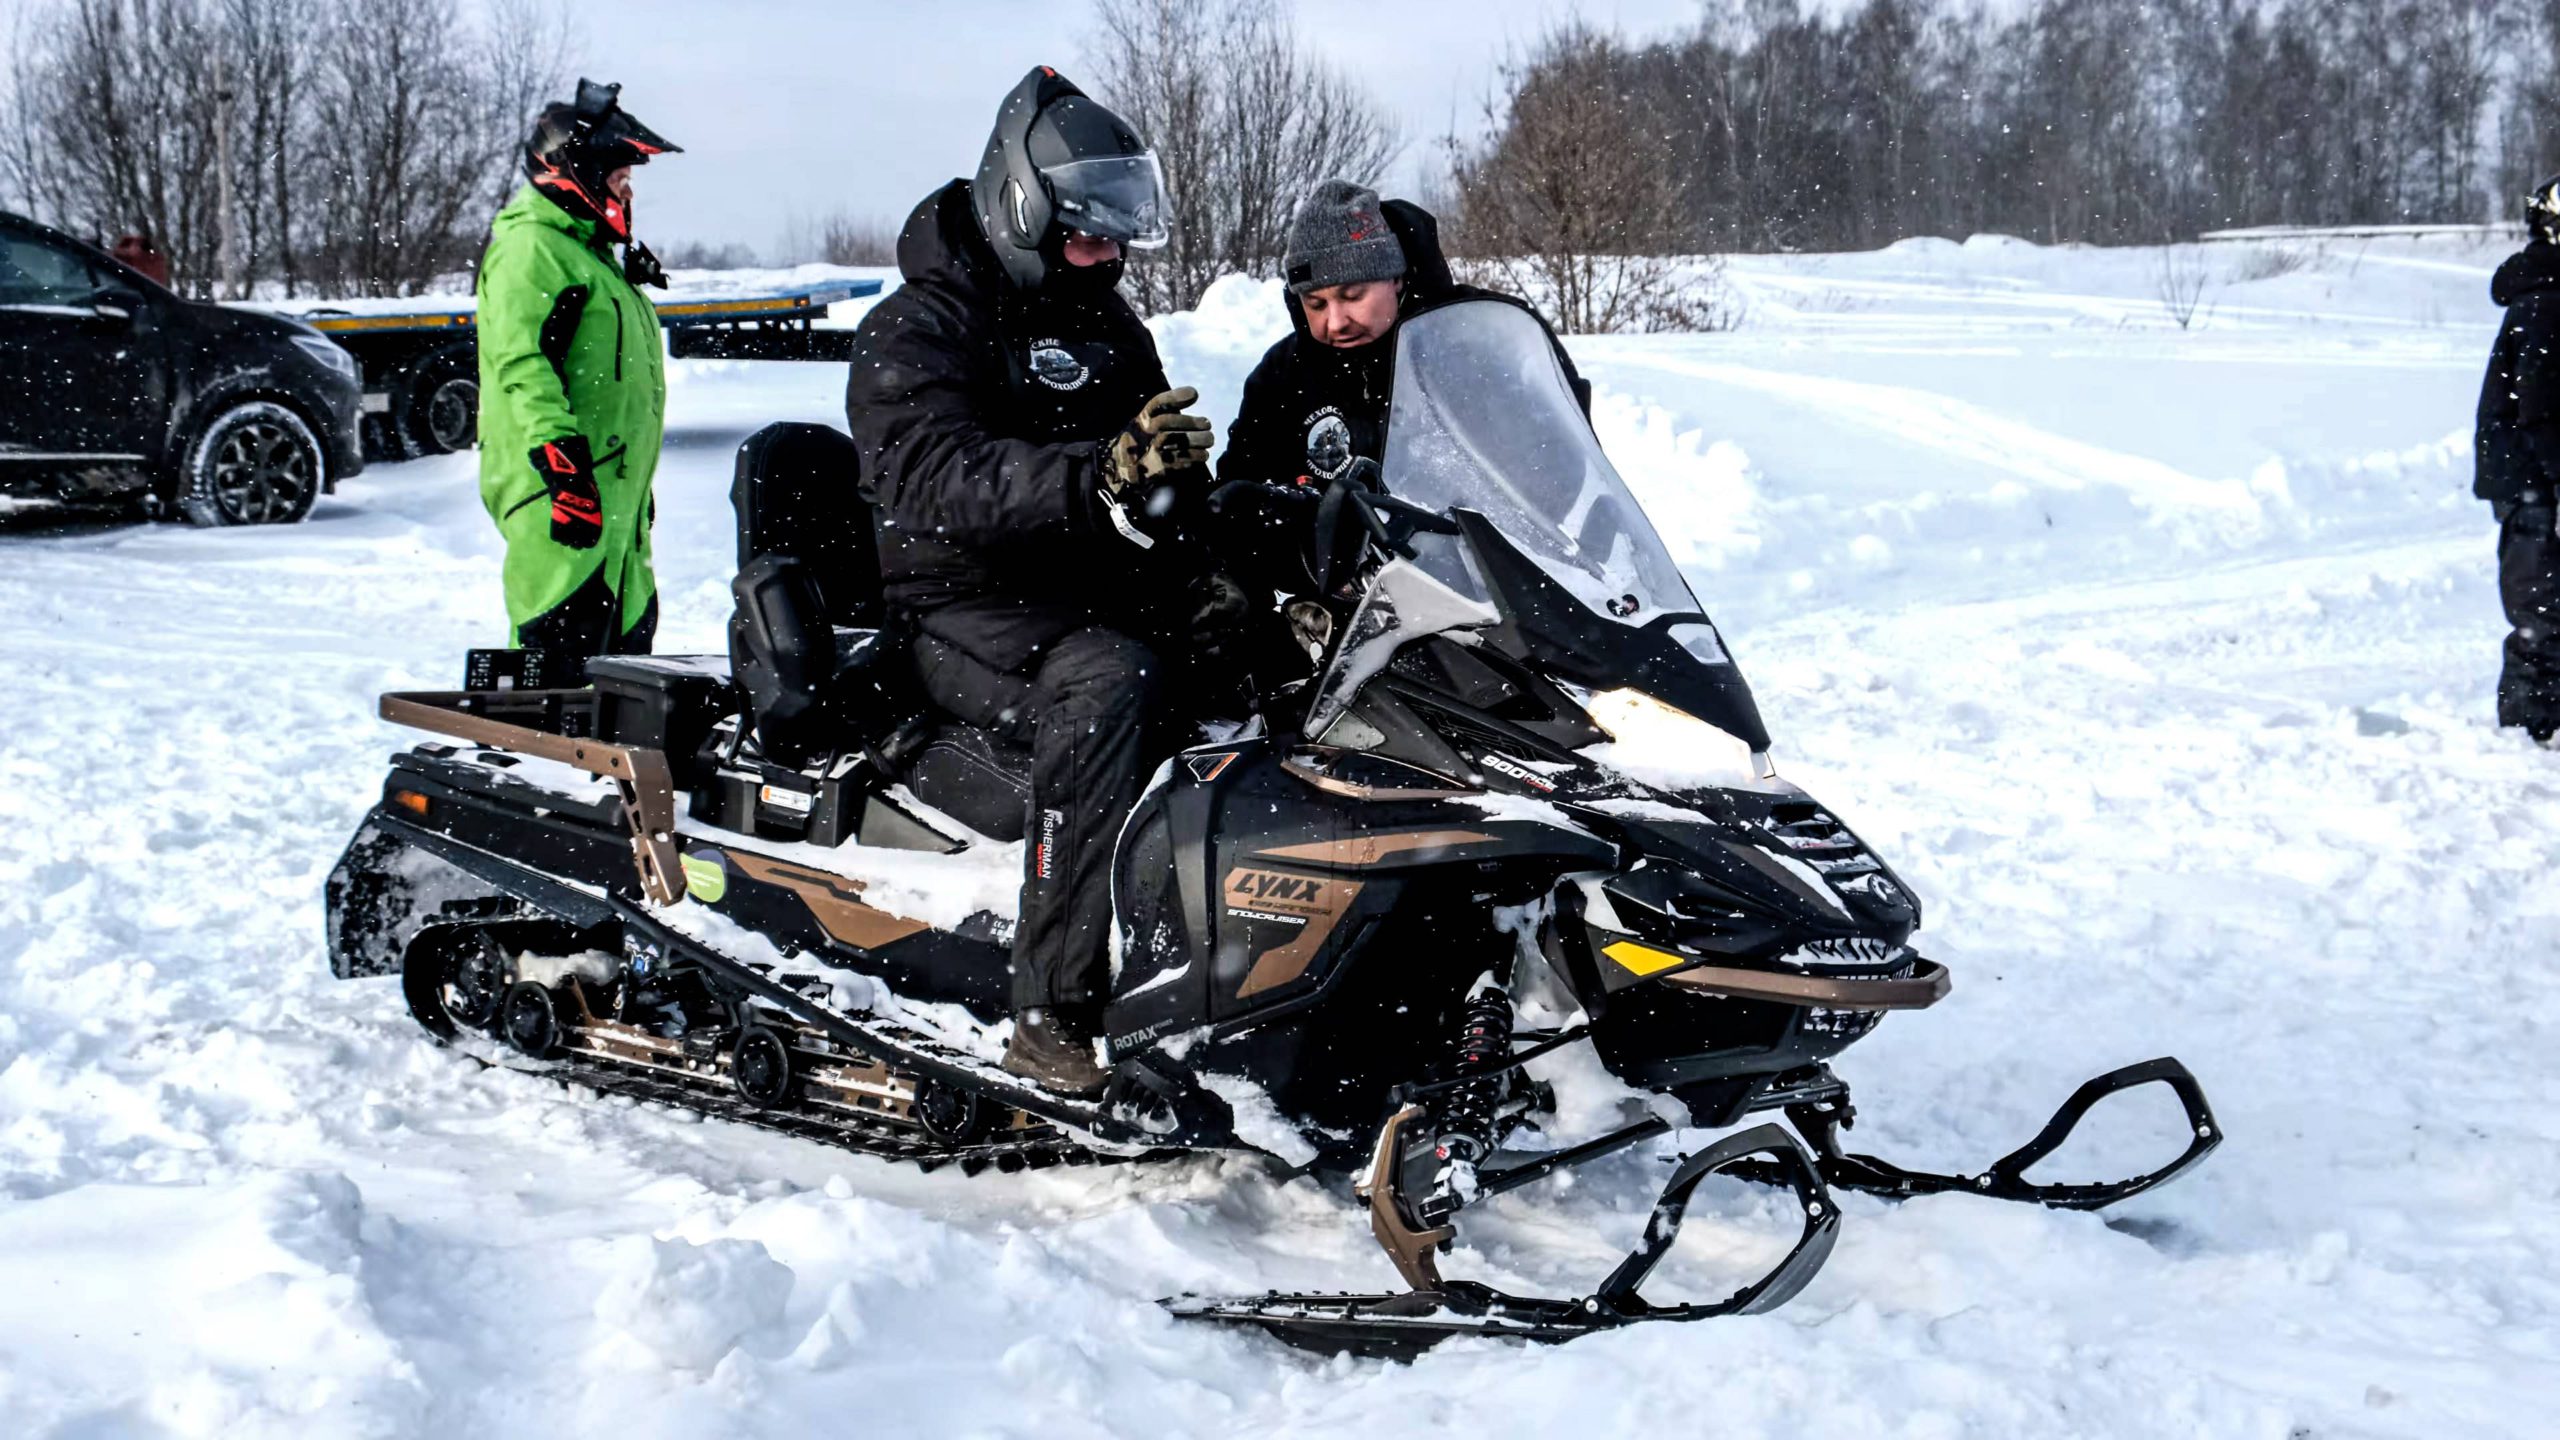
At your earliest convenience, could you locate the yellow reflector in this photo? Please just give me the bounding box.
[1603,939,1689,976]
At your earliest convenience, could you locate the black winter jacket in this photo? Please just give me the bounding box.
[845,179,1180,668]
[2476,241,2560,505]
[1213,201,1589,592]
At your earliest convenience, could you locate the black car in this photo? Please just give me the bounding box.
[0,210,364,526]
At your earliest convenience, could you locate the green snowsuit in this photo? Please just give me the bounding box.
[476,184,666,647]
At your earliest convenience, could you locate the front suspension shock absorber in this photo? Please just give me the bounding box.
[1433,987,1514,1168]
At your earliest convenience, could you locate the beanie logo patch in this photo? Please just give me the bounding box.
[1027,339,1091,391]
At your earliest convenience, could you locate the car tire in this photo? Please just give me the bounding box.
[395,342,479,457]
[176,399,324,527]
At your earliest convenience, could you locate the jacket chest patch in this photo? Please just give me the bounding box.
[1027,339,1092,391]
[1304,407,1354,480]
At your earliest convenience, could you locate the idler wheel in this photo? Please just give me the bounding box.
[500,981,563,1059]
[732,1027,796,1109]
[403,931,505,1040]
[911,1076,988,1147]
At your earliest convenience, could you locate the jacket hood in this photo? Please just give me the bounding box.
[2494,241,2560,306]
[494,183,602,250]
[1282,197,1458,341]
[898,178,1125,301]
[898,179,997,298]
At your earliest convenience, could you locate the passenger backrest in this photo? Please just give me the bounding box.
[729,421,880,630]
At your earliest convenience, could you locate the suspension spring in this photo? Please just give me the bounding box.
[1434,988,1514,1166]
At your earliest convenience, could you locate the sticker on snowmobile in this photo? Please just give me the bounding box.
[758,783,814,815]
[679,852,727,904]
[1223,866,1364,999]
[1477,751,1557,793]
[1028,340,1090,390]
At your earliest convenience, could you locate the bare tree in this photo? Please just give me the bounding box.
[1083,0,1397,314]
[777,210,901,266]
[1445,23,1723,334]
[1,0,561,297]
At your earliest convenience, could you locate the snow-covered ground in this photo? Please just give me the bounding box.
[2,233,2553,1437]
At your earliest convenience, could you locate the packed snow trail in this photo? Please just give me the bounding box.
[1,236,2554,1436]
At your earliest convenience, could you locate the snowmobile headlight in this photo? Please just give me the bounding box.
[1581,688,1776,784]
[292,333,359,378]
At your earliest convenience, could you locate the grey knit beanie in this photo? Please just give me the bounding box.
[1283,179,1407,294]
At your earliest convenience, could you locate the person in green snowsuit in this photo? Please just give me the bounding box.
[477,79,682,665]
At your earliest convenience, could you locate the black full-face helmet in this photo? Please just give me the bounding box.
[2530,174,2560,245]
[972,67,1172,291]
[525,78,682,243]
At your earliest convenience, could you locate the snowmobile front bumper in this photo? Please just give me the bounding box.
[1746,1055,2223,1211]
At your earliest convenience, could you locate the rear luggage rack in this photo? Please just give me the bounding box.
[380,690,686,906]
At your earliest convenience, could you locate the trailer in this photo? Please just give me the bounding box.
[262,276,884,459]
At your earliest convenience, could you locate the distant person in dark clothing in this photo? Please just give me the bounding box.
[109,232,168,287]
[2475,175,2560,740]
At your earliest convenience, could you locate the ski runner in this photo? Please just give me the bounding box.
[843,67,1243,1094]
[1214,180,1590,596]
[477,79,681,673]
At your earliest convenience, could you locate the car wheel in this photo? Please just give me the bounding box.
[176,399,323,527]
[396,343,479,457]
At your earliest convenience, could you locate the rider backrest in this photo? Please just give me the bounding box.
[730,421,881,629]
[729,422,885,766]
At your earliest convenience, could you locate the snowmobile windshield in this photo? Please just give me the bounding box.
[1046,153,1171,248]
[1372,300,1769,750]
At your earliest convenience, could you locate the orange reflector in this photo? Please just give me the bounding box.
[390,789,430,816]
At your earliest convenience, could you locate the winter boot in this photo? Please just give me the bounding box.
[1001,1008,1109,1096]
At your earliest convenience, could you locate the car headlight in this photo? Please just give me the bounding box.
[1582,687,1777,787]
[292,333,358,379]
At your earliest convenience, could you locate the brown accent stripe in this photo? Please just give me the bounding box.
[1255,829,1496,868]
[726,851,930,951]
[1659,958,1950,1012]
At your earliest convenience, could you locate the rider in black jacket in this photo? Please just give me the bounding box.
[2476,176,2560,740]
[1215,181,1589,596]
[843,68,1227,1092]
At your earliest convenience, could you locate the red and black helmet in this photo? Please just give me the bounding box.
[525,79,681,242]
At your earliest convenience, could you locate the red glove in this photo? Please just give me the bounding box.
[532,436,601,549]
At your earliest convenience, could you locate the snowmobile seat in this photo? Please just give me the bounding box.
[726,422,1036,842]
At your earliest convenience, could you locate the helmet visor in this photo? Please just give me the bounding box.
[1047,153,1172,249]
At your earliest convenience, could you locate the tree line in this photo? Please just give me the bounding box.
[1451,0,2552,260]
[1,0,562,299]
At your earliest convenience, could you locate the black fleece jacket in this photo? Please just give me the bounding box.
[2477,240,2560,505]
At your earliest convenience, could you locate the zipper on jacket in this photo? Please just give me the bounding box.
[610,297,626,380]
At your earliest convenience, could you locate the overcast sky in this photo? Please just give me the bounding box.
[565,0,1710,259]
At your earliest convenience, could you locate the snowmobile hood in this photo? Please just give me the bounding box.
[494,182,604,254]
[2493,241,2560,305]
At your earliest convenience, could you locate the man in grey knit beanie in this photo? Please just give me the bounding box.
[1282,179,1409,350]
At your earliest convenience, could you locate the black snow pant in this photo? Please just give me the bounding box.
[2498,493,2560,738]
[912,623,1168,1015]
[518,568,659,673]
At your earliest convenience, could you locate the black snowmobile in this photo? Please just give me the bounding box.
[325,299,2219,1354]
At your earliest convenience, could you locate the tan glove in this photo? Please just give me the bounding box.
[1105,387,1214,496]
